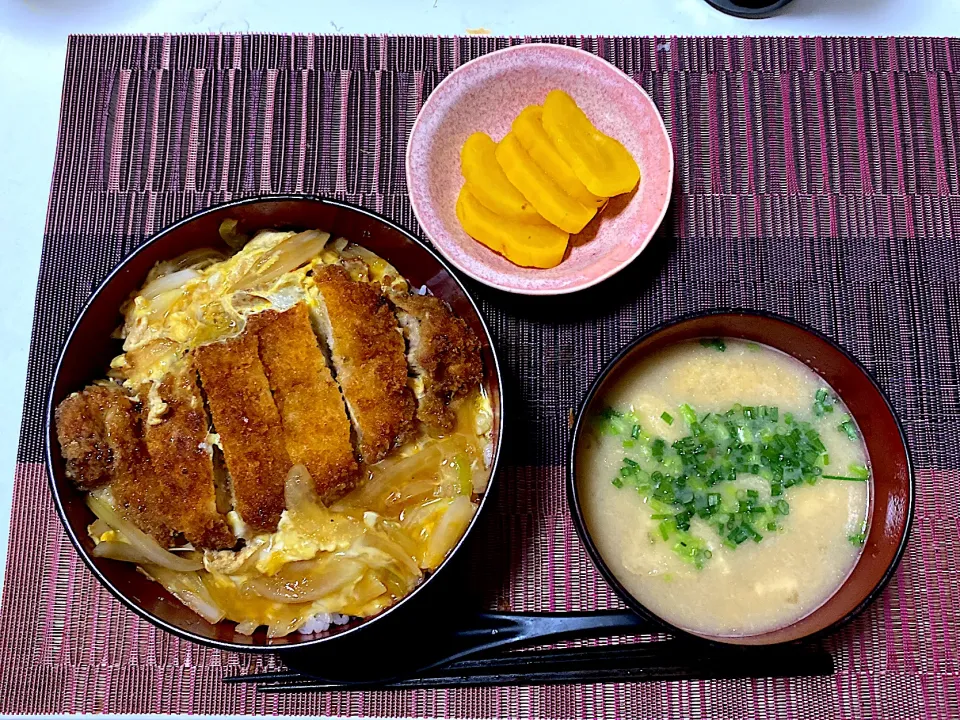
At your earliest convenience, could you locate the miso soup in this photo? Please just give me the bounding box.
[577,339,870,637]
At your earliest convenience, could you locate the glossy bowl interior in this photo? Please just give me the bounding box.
[568,311,913,645]
[45,196,504,652]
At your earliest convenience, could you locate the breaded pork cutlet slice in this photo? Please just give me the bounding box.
[389,292,483,433]
[55,384,176,546]
[248,303,358,503]
[139,368,236,549]
[193,332,291,533]
[312,265,416,465]
[55,389,114,490]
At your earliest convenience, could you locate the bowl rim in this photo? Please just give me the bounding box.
[43,193,506,653]
[405,41,675,296]
[566,308,915,645]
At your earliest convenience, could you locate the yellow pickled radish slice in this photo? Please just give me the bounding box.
[459,132,546,224]
[541,89,640,197]
[512,106,606,209]
[455,186,569,269]
[495,132,596,235]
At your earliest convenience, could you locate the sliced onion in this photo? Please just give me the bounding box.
[93,541,155,564]
[347,532,421,580]
[86,496,202,572]
[232,230,330,291]
[400,497,450,532]
[145,566,225,624]
[334,442,451,514]
[171,248,228,271]
[235,620,260,636]
[422,496,477,570]
[267,617,302,638]
[246,558,364,604]
[139,268,201,301]
[88,518,111,538]
[349,574,388,607]
[219,218,249,250]
[284,464,318,510]
[375,518,421,562]
[340,244,407,290]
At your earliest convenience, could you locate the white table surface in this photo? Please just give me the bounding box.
[0,0,957,717]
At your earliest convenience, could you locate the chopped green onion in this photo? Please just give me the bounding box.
[849,464,870,480]
[823,475,868,482]
[700,338,727,352]
[651,438,666,460]
[611,477,624,488]
[728,525,750,544]
[678,404,698,426]
[813,388,836,417]
[848,518,868,546]
[838,415,858,441]
[658,521,672,541]
[607,399,838,569]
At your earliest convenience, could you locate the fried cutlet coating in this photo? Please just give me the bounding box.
[249,304,358,504]
[312,265,416,464]
[66,384,177,546]
[193,332,291,533]
[140,369,236,549]
[389,292,483,432]
[55,390,113,490]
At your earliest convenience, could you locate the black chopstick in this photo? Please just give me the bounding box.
[228,641,833,692]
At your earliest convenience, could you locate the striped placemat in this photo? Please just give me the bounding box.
[0,34,958,718]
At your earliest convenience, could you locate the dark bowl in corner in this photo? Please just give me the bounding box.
[44,195,505,652]
[568,310,913,646]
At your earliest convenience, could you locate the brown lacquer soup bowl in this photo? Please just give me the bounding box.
[568,310,913,645]
[45,196,504,652]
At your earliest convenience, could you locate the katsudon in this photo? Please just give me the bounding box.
[55,228,490,636]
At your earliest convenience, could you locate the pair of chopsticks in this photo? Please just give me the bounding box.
[225,640,834,693]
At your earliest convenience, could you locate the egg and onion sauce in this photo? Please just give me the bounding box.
[82,227,492,637]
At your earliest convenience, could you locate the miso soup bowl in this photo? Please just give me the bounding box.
[568,310,914,646]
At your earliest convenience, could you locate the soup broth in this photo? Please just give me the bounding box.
[577,339,870,637]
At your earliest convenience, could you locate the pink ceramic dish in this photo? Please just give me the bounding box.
[406,43,674,295]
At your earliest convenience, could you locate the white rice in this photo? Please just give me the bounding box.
[297,612,351,635]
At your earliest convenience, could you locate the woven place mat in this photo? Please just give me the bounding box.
[1,34,958,718]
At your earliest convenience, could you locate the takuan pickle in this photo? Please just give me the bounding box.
[456,90,640,269]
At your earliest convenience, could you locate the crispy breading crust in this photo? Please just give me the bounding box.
[140,369,236,549]
[389,291,483,432]
[55,391,113,490]
[193,333,290,533]
[249,304,358,504]
[82,385,177,546]
[312,265,416,464]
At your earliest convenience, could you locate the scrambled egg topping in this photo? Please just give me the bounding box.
[113,231,407,396]
[93,229,492,637]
